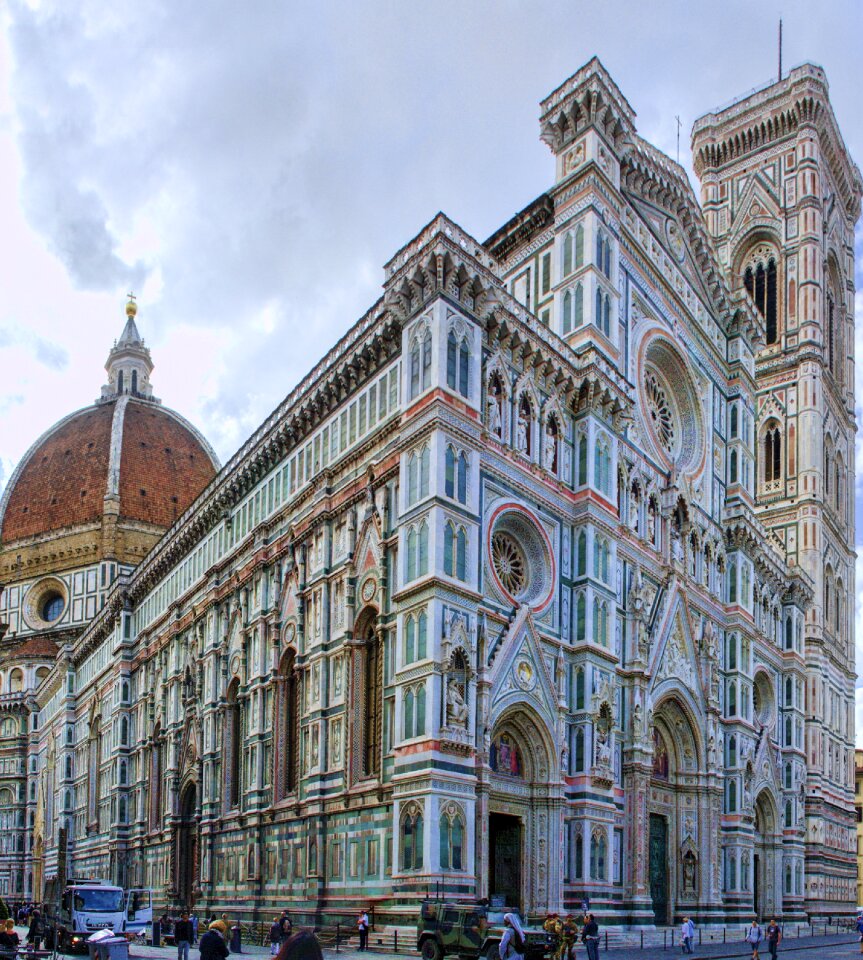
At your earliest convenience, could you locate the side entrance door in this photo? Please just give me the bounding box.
[649,814,669,926]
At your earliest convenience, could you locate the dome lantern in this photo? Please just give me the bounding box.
[101,294,156,402]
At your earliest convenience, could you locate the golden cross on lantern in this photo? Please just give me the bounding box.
[127,291,136,303]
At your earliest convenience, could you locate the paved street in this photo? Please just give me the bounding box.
[8,926,860,960]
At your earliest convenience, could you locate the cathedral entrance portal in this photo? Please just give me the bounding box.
[648,814,669,925]
[489,814,522,910]
[754,791,779,918]
[177,782,198,909]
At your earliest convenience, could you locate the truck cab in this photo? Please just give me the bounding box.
[44,879,136,953]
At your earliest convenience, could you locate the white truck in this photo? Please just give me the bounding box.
[43,879,152,953]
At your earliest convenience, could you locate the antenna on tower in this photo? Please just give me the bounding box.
[778,17,783,82]
[675,115,682,165]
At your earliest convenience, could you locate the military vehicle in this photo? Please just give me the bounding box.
[417,901,554,960]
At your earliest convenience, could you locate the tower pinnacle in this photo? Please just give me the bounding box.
[100,297,158,403]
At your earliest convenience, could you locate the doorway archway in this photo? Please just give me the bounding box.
[753,790,780,918]
[648,696,702,926]
[177,781,198,908]
[486,706,560,913]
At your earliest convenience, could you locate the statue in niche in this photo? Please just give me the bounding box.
[682,851,697,894]
[446,681,468,728]
[516,408,529,454]
[543,420,558,473]
[632,703,643,741]
[486,379,503,437]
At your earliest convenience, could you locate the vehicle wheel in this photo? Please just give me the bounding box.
[421,939,443,960]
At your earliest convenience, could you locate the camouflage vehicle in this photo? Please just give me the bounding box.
[417,901,554,960]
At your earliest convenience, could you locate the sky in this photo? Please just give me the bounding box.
[1,0,862,732]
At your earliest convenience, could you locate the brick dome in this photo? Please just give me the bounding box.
[0,397,219,545]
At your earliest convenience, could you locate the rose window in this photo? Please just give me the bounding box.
[491,532,527,596]
[638,337,703,474]
[487,507,554,610]
[645,371,675,455]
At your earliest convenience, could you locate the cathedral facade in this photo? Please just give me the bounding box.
[0,59,859,927]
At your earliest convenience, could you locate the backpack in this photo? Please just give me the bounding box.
[510,928,524,955]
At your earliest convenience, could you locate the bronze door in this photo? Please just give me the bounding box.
[649,813,669,925]
[489,813,522,910]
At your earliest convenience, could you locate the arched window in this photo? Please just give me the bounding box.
[457,452,468,504]
[117,370,124,394]
[444,522,454,578]
[407,446,429,505]
[578,434,588,486]
[575,669,585,710]
[405,616,416,664]
[417,521,429,576]
[119,759,127,786]
[417,610,427,660]
[576,531,587,576]
[764,423,782,484]
[456,337,470,397]
[575,594,586,643]
[729,450,738,484]
[403,689,414,740]
[575,728,585,771]
[120,716,128,745]
[575,225,584,269]
[563,290,572,334]
[445,446,455,498]
[447,332,457,390]
[601,294,610,336]
[826,295,835,376]
[563,233,573,276]
[409,329,432,399]
[149,726,164,830]
[360,621,383,778]
[728,563,737,603]
[575,831,584,879]
[401,806,424,871]
[456,527,467,581]
[406,527,418,582]
[730,404,738,438]
[744,255,778,344]
[440,808,465,871]
[728,681,737,716]
[784,801,792,828]
[595,288,602,328]
[225,681,242,809]
[574,283,583,327]
[728,780,737,813]
[785,677,793,707]
[131,370,138,394]
[590,830,607,879]
[65,755,73,779]
[728,734,737,766]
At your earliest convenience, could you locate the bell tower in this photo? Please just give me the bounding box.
[692,63,862,920]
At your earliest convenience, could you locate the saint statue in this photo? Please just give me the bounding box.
[516,410,529,454]
[446,682,468,728]
[486,394,502,437]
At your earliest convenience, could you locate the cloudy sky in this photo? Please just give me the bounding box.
[1,1,862,729]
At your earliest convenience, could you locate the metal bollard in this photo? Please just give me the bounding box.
[230,925,242,953]
[395,931,398,953]
[153,920,161,948]
[640,931,643,948]
[336,924,340,952]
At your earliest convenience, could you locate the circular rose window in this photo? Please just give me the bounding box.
[640,337,703,474]
[23,576,68,630]
[487,506,555,611]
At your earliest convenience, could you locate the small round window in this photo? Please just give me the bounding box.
[41,594,64,623]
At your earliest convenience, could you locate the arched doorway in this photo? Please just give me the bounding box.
[486,706,560,914]
[753,791,780,918]
[177,782,198,909]
[648,697,702,926]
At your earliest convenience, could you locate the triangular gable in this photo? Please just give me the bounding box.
[489,608,561,729]
[649,592,704,706]
[280,569,300,624]
[352,512,383,579]
[729,172,781,244]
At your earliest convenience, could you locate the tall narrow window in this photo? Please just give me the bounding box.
[362,624,382,778]
[456,527,467,581]
[405,616,416,664]
[827,296,835,375]
[226,682,241,809]
[418,521,429,576]
[417,610,427,659]
[766,258,777,343]
[445,446,455,499]
[275,651,298,799]
[447,332,458,390]
[406,528,417,582]
[421,334,432,392]
[410,340,420,399]
[563,233,573,276]
[578,435,588,486]
[458,339,470,397]
[457,453,468,504]
[131,370,138,394]
[117,370,124,394]
[563,290,572,334]
[575,225,584,268]
[574,284,584,327]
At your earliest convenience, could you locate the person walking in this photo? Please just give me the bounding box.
[175,911,194,960]
[274,931,324,960]
[357,910,369,951]
[26,909,44,951]
[269,918,283,956]
[746,919,763,960]
[856,913,863,954]
[498,914,525,960]
[581,913,600,960]
[765,919,781,959]
[200,921,230,960]
[680,916,695,954]
[191,913,199,945]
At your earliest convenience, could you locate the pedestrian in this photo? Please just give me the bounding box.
[357,910,369,951]
[200,922,230,960]
[175,911,194,960]
[191,913,200,945]
[269,918,283,956]
[280,912,293,939]
[499,913,525,960]
[765,919,781,959]
[680,916,695,954]
[580,896,590,914]
[746,919,763,960]
[581,913,600,960]
[26,909,44,951]
[0,919,20,950]
[856,913,863,954]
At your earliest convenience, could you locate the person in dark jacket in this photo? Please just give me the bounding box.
[581,914,599,960]
[269,918,283,956]
[275,931,324,960]
[199,921,230,960]
[174,912,194,960]
[0,919,21,949]
[27,909,44,950]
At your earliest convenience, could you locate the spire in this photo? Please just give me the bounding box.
[99,295,158,404]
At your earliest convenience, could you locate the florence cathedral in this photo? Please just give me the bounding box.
[0,58,860,928]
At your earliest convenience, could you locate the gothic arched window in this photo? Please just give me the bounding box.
[225,680,242,809]
[744,254,778,344]
[764,422,782,484]
[275,649,298,800]
[401,805,424,871]
[439,807,465,871]
[361,622,383,778]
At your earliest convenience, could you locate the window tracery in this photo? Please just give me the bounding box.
[742,247,778,344]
